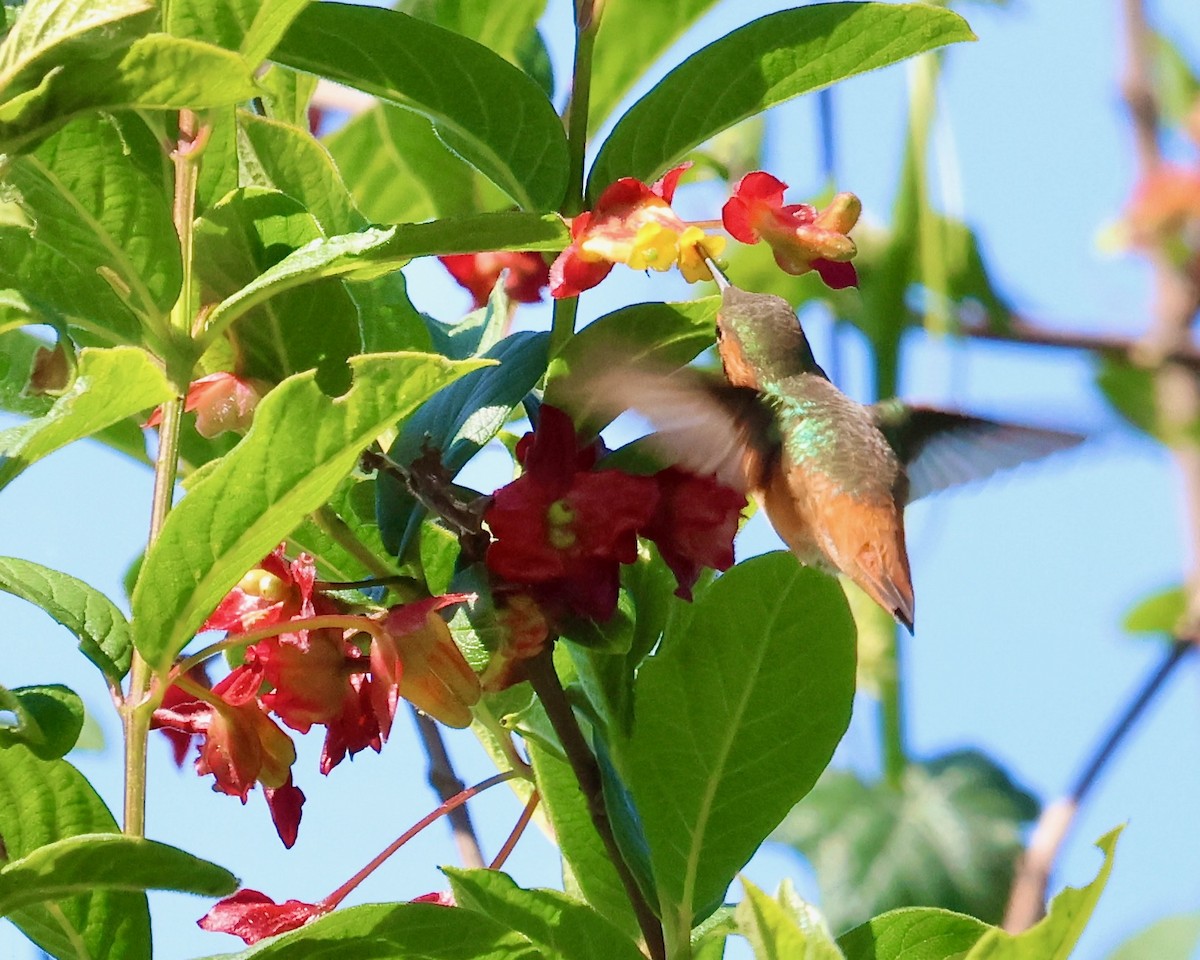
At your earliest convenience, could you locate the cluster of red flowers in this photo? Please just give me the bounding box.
[483,405,745,624]
[438,165,861,304]
[152,548,479,847]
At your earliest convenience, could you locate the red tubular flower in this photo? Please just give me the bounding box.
[439,251,550,308]
[203,546,317,635]
[484,406,659,619]
[146,372,267,439]
[643,468,745,600]
[318,671,381,775]
[723,171,861,289]
[198,889,325,944]
[550,163,726,297]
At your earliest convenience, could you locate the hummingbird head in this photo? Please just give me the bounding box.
[716,286,827,383]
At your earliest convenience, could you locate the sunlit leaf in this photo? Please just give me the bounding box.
[1122,585,1186,635]
[166,0,312,65]
[0,683,84,760]
[838,907,989,960]
[736,877,845,960]
[1108,911,1200,960]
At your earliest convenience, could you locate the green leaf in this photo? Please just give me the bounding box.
[256,64,318,128]
[274,2,568,211]
[324,103,501,224]
[377,331,548,556]
[206,901,545,959]
[545,297,719,418]
[1108,911,1200,960]
[1151,29,1200,130]
[838,908,989,960]
[773,751,1038,932]
[398,0,546,71]
[1094,356,1162,440]
[201,212,568,347]
[588,3,974,198]
[736,877,845,960]
[167,0,311,65]
[0,683,84,759]
[588,0,719,126]
[0,34,260,154]
[1,112,178,339]
[131,351,484,670]
[0,833,236,915]
[964,827,1122,960]
[445,867,646,960]
[350,271,435,355]
[0,556,132,681]
[426,283,514,361]
[1123,585,1186,635]
[0,743,150,960]
[237,109,366,235]
[614,553,856,932]
[0,346,172,490]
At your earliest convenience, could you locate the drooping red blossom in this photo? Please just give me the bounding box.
[723,171,861,289]
[318,670,381,776]
[145,372,267,439]
[155,664,211,767]
[198,889,326,944]
[550,162,726,298]
[643,467,745,600]
[203,546,319,635]
[251,629,355,734]
[263,775,306,849]
[485,406,659,619]
[439,251,550,308]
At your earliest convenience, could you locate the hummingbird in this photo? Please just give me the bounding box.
[568,262,1083,632]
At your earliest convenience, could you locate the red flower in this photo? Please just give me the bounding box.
[318,671,381,776]
[1126,164,1200,243]
[479,592,552,692]
[202,546,317,635]
[146,372,266,439]
[485,406,659,619]
[550,163,726,298]
[439,251,550,308]
[155,664,210,766]
[643,468,745,600]
[198,889,325,944]
[264,775,306,849]
[723,171,861,289]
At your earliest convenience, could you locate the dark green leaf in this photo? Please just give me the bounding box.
[1123,585,1186,635]
[963,828,1121,959]
[614,553,856,931]
[0,346,172,490]
[131,352,484,670]
[350,271,435,355]
[166,0,311,64]
[274,2,568,210]
[774,751,1038,932]
[0,743,150,960]
[589,3,974,197]
[0,683,84,759]
[736,877,844,960]
[445,867,645,960]
[1108,911,1200,960]
[588,0,719,126]
[0,556,132,681]
[206,901,545,959]
[425,283,513,361]
[0,833,236,914]
[838,908,988,960]
[377,331,548,556]
[1094,356,1162,440]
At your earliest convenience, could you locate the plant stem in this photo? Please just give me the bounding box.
[526,646,665,960]
[879,623,908,788]
[489,790,539,871]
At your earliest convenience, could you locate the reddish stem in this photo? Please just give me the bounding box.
[488,791,540,872]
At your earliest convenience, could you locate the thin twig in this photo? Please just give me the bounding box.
[526,646,666,960]
[411,710,486,869]
[489,790,540,872]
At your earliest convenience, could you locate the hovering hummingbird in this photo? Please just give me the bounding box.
[569,262,1083,632]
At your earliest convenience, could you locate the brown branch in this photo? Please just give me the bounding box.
[410,708,486,869]
[526,646,666,960]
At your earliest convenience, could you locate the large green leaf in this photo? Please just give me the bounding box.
[588,3,974,198]
[614,553,856,935]
[398,0,545,70]
[773,751,1038,932]
[588,0,719,127]
[0,556,132,681]
[1122,585,1186,635]
[199,212,568,349]
[207,901,545,959]
[274,2,568,211]
[1,112,178,339]
[0,33,260,154]
[0,743,150,960]
[838,908,989,960]
[445,868,645,960]
[1150,29,1200,130]
[166,0,311,64]
[964,828,1121,960]
[0,346,172,490]
[736,878,845,960]
[1108,912,1200,960]
[0,683,84,760]
[131,352,485,670]
[0,833,236,915]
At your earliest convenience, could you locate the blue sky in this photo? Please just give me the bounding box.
[3,1,1200,958]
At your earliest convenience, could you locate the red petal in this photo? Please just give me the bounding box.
[264,775,306,849]
[198,889,324,944]
[732,171,788,205]
[651,161,693,203]
[643,468,744,599]
[813,258,859,290]
[549,246,613,298]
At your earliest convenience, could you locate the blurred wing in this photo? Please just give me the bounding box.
[873,403,1085,503]
[563,363,775,493]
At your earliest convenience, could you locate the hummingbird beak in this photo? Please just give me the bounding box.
[703,255,731,292]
